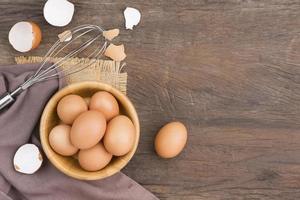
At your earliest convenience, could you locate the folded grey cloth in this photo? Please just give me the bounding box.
[0,63,158,200]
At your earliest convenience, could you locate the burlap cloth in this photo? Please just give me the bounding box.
[15,56,127,94]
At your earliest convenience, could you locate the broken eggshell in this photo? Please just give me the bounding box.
[8,21,42,53]
[104,44,126,61]
[43,0,75,27]
[58,30,72,42]
[103,29,119,41]
[13,144,43,174]
[124,7,141,30]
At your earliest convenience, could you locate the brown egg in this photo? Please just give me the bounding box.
[70,111,106,149]
[78,143,112,171]
[49,124,78,156]
[57,94,88,124]
[103,115,135,156]
[155,122,187,159]
[89,91,119,121]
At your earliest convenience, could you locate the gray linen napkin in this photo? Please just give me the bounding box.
[0,63,158,200]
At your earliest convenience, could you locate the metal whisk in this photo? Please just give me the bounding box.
[0,24,108,111]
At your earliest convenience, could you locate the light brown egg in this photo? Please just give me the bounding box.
[103,115,135,156]
[57,94,88,124]
[89,91,119,121]
[49,124,78,156]
[78,143,112,171]
[155,121,187,159]
[70,111,106,149]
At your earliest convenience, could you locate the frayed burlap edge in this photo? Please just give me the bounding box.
[15,56,127,94]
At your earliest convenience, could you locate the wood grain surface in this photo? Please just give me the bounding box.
[1,0,300,199]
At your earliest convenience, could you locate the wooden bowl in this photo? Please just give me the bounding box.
[40,81,140,180]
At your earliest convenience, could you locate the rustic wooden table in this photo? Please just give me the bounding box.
[1,0,300,199]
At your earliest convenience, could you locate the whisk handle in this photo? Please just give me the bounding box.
[0,93,14,111]
[0,87,23,111]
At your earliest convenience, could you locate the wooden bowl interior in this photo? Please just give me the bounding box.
[40,82,140,180]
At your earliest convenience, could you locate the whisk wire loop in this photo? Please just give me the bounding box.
[0,24,108,111]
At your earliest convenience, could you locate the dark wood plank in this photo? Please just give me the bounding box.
[1,0,300,199]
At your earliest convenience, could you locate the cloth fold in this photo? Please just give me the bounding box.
[0,63,157,200]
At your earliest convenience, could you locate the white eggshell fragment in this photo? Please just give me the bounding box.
[43,0,75,27]
[13,144,43,174]
[8,21,42,52]
[124,7,141,30]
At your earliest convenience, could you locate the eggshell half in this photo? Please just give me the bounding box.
[43,0,75,27]
[124,7,141,30]
[13,144,43,174]
[155,121,187,158]
[8,21,42,52]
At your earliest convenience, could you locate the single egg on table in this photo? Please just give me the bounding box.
[57,94,88,124]
[155,121,187,159]
[89,91,119,121]
[103,115,135,156]
[70,111,106,149]
[78,143,112,171]
[49,124,78,156]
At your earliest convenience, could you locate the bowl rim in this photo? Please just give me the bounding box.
[40,81,140,180]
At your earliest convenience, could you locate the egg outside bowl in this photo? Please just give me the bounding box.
[40,81,140,180]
